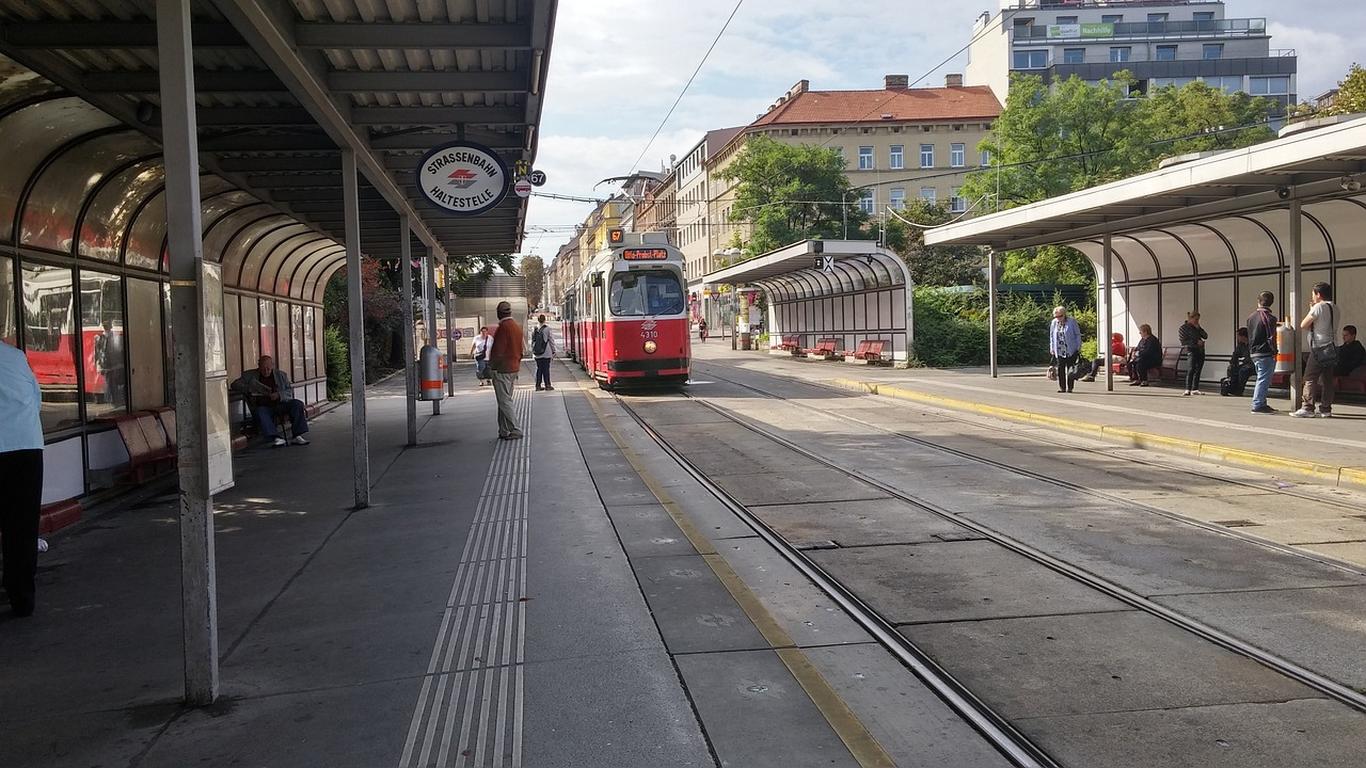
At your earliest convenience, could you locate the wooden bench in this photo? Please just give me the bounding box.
[803,338,841,360]
[110,411,176,483]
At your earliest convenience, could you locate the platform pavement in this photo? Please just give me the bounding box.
[1,361,1010,768]
[692,343,1366,492]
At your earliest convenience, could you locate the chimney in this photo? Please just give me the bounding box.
[884,74,909,90]
[945,73,964,88]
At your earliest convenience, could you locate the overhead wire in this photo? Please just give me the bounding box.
[628,0,747,174]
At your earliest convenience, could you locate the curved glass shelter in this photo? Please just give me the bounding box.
[703,240,915,361]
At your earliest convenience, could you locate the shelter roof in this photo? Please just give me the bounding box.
[751,86,1001,128]
[925,116,1366,282]
[703,239,908,297]
[0,0,558,261]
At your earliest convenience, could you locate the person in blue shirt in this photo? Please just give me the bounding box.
[0,340,44,617]
[1049,306,1082,394]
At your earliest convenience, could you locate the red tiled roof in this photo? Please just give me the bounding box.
[752,86,1002,127]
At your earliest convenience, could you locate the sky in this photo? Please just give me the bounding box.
[519,0,1364,262]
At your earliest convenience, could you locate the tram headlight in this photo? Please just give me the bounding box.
[643,340,658,354]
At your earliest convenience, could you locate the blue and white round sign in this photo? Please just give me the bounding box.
[417,142,510,216]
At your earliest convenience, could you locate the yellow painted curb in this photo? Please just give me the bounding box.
[833,377,1366,492]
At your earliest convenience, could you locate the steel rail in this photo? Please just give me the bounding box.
[608,393,1060,768]
[662,374,1366,714]
[694,359,1366,577]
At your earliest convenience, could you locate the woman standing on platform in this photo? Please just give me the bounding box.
[1179,311,1207,396]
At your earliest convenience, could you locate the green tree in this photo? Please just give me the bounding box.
[1323,63,1366,116]
[882,200,986,286]
[1142,80,1275,157]
[1000,246,1094,285]
[719,135,866,259]
[518,255,545,309]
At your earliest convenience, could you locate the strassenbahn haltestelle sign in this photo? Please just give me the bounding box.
[418,142,510,216]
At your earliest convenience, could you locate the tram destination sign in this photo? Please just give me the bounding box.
[621,248,669,261]
[417,142,510,216]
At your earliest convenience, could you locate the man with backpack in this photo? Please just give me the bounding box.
[532,314,557,392]
[1247,291,1279,414]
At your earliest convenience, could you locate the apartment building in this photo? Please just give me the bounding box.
[966,1,1297,112]
[706,75,1003,263]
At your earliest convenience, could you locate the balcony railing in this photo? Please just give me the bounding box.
[1002,1,1222,9]
[1017,18,1267,42]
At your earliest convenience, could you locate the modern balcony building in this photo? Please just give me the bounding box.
[966,1,1297,113]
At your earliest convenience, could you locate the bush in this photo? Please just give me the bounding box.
[912,288,1055,368]
[325,325,351,400]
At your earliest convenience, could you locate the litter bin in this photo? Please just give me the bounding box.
[740,332,752,351]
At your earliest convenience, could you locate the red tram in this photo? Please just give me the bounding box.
[563,232,689,389]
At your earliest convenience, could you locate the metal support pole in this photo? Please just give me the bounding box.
[1288,200,1302,401]
[426,256,440,415]
[343,149,370,509]
[399,218,417,447]
[157,0,218,706]
[987,249,999,378]
[1102,234,1114,392]
[445,272,454,397]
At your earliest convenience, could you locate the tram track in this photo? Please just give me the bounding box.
[605,390,1061,768]
[692,358,1366,579]
[611,374,1366,737]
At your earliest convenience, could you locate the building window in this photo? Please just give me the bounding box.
[858,146,874,170]
[889,144,904,169]
[1155,45,1177,62]
[1193,11,1215,22]
[950,143,965,168]
[1147,12,1168,23]
[890,188,905,210]
[919,187,937,203]
[1202,75,1242,94]
[1101,14,1122,23]
[1203,43,1223,60]
[1056,16,1077,25]
[1063,48,1085,64]
[980,148,992,167]
[1250,76,1291,95]
[920,144,934,168]
[1110,47,1131,63]
[1012,50,1048,69]
[858,189,875,214]
[950,187,966,213]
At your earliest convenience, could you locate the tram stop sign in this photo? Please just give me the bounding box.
[513,179,533,198]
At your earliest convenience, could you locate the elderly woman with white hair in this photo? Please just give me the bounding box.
[1049,306,1082,394]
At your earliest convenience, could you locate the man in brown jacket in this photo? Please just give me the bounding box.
[489,301,524,439]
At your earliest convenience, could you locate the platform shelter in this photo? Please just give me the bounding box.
[927,115,1366,393]
[702,239,915,362]
[0,0,558,703]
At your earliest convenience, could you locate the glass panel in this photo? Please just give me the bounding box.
[126,278,164,410]
[22,263,79,432]
[0,98,120,243]
[291,304,304,381]
[240,292,260,374]
[313,308,325,385]
[199,190,259,233]
[303,306,316,381]
[0,255,14,345]
[21,131,156,254]
[81,271,125,420]
[125,190,167,270]
[225,292,242,382]
[259,299,275,360]
[276,301,291,379]
[79,161,164,263]
[163,282,175,402]
[609,270,684,317]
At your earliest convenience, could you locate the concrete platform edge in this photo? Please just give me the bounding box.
[830,377,1366,493]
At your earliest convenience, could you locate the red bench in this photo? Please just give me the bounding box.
[778,335,803,355]
[109,411,176,483]
[837,339,890,365]
[803,338,841,360]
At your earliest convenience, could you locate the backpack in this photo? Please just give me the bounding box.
[532,326,547,356]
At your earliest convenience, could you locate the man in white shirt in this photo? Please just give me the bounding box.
[0,340,44,617]
[532,314,558,391]
[1293,281,1338,418]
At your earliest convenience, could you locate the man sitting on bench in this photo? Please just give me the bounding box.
[233,355,310,447]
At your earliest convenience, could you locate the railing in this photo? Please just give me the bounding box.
[1017,18,1267,41]
[1002,0,1221,9]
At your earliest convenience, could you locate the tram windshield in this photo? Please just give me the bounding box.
[610,270,684,317]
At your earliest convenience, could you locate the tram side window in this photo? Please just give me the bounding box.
[609,270,684,317]
[21,263,80,432]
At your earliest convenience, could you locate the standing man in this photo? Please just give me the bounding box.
[0,340,43,617]
[1049,306,1081,394]
[532,314,557,392]
[1247,291,1279,414]
[489,301,524,439]
[1293,282,1338,418]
